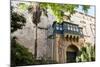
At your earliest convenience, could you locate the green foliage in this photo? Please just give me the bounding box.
[18,3,29,13]
[76,43,95,62]
[40,3,78,22]
[17,2,90,23]
[82,5,90,13]
[40,3,90,22]
[11,37,57,66]
[11,12,26,33]
[11,37,35,66]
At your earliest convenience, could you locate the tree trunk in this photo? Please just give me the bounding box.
[34,24,37,59]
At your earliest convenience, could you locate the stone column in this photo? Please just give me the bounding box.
[53,34,60,62]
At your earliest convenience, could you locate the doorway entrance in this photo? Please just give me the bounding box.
[66,45,79,63]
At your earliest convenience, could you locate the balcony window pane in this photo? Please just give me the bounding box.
[73,26,75,31]
[74,26,76,31]
[56,26,59,30]
[60,27,62,30]
[77,28,79,32]
[68,26,70,30]
[70,25,72,30]
[76,27,79,32]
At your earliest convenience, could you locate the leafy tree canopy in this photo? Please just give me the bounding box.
[17,2,90,22]
[11,12,26,33]
[11,3,27,33]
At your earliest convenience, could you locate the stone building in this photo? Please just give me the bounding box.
[11,1,95,63]
[47,11,95,63]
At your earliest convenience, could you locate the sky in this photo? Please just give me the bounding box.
[76,5,96,17]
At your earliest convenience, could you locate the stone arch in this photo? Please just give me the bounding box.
[66,35,69,41]
[67,44,79,52]
[66,44,79,63]
[76,36,79,42]
[69,35,72,41]
[73,36,75,42]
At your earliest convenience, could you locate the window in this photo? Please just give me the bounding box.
[56,26,59,30]
[56,24,59,30]
[75,26,77,32]
[83,16,85,19]
[90,23,95,27]
[68,24,70,30]
[83,26,88,36]
[70,25,73,30]
[80,21,86,24]
[77,27,79,32]
[79,28,83,35]
[72,26,74,31]
[90,24,95,36]
[90,18,92,21]
[73,26,75,31]
[60,25,62,30]
[60,27,62,30]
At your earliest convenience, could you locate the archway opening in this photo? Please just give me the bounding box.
[66,45,79,63]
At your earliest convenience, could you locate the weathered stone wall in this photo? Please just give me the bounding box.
[71,12,95,45]
[13,11,55,59]
[12,10,95,61]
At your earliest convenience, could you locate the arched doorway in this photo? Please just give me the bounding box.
[66,45,79,63]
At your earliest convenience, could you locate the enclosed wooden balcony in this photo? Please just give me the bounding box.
[52,21,83,36]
